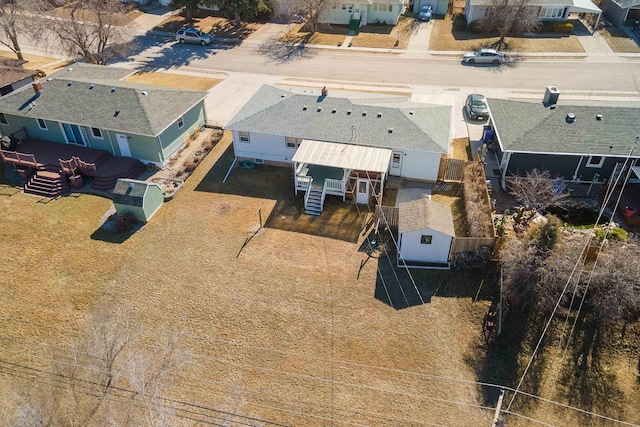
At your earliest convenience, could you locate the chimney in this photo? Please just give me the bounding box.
[32,81,43,95]
[543,85,560,106]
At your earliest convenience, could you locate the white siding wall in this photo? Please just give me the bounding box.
[394,148,441,181]
[233,131,298,162]
[232,131,442,180]
[399,228,452,264]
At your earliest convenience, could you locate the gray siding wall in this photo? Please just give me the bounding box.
[600,0,627,25]
[507,152,626,182]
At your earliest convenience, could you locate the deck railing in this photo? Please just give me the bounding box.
[296,176,311,191]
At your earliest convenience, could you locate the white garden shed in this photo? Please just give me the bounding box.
[397,198,455,269]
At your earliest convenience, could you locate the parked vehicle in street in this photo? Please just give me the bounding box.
[462,48,505,64]
[176,28,213,46]
[465,94,489,120]
[418,5,433,21]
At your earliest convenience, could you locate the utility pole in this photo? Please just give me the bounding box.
[492,389,505,427]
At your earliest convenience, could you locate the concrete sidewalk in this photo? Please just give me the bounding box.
[132,5,180,35]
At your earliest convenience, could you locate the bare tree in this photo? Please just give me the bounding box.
[11,304,189,426]
[480,0,539,50]
[0,0,33,60]
[34,0,136,65]
[294,0,336,34]
[508,169,569,212]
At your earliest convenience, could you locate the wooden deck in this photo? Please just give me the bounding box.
[1,138,145,194]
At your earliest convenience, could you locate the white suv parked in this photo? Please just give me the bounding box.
[176,28,213,45]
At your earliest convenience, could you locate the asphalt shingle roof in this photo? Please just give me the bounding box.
[610,0,640,8]
[0,63,207,136]
[399,198,455,236]
[225,85,451,153]
[488,99,640,156]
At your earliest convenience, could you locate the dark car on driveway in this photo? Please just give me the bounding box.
[465,94,489,120]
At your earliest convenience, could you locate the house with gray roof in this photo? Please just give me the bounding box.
[0,58,36,97]
[464,0,601,29]
[600,0,640,25]
[0,63,207,166]
[486,96,640,188]
[397,198,455,268]
[225,85,451,215]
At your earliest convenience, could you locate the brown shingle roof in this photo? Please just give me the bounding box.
[399,198,455,236]
[0,66,35,89]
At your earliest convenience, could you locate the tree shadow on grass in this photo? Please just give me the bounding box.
[556,316,626,424]
[465,305,551,407]
[258,35,316,63]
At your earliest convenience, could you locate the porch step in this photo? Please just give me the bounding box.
[304,188,324,216]
[24,171,69,198]
[91,160,146,191]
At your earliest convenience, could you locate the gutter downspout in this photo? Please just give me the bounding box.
[157,133,165,166]
[573,155,584,181]
[500,152,511,190]
[106,130,116,155]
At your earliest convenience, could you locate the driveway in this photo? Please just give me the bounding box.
[404,19,433,57]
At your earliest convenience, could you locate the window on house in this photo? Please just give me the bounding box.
[37,118,47,130]
[285,136,301,148]
[540,7,563,18]
[91,127,103,139]
[421,235,433,244]
[341,4,347,10]
[586,155,604,168]
[332,3,337,9]
[0,113,8,125]
[373,3,393,12]
[392,153,401,168]
[177,116,184,129]
[239,131,250,143]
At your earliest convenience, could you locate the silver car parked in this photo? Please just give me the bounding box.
[462,48,505,64]
[176,28,213,46]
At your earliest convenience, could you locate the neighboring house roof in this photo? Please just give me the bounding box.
[468,0,601,10]
[0,63,207,137]
[609,0,640,8]
[399,198,455,236]
[488,98,640,157]
[226,85,451,153]
[0,66,35,89]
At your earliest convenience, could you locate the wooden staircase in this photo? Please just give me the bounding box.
[24,170,70,198]
[91,160,146,191]
[304,186,324,216]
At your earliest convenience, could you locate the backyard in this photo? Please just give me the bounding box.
[1,135,639,426]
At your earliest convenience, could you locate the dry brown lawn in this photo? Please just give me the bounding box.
[350,16,416,49]
[124,70,223,92]
[0,50,70,74]
[280,23,347,46]
[1,133,639,426]
[154,10,261,39]
[46,4,142,25]
[452,137,472,161]
[429,16,585,52]
[598,26,640,53]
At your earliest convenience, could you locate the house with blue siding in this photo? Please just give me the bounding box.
[0,63,207,167]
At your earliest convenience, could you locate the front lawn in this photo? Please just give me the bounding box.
[429,16,585,52]
[280,23,347,46]
[153,9,262,39]
[598,26,640,53]
[124,70,223,92]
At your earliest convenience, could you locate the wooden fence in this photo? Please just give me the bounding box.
[438,158,469,182]
[450,237,497,254]
[374,205,399,230]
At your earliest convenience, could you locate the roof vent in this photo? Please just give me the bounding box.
[362,111,367,117]
[67,81,73,86]
[89,84,94,89]
[377,112,382,118]
[388,128,394,133]
[332,109,337,114]
[566,113,576,123]
[302,105,308,111]
[317,107,322,112]
[550,105,556,110]
[280,94,286,98]
[67,67,73,71]
[114,110,120,117]
[347,110,352,115]
[141,91,148,96]
[596,114,603,121]
[46,78,52,81]
[409,111,414,115]
[111,87,116,93]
